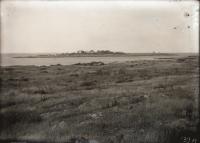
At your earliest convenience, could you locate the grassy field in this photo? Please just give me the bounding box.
[0,55,199,143]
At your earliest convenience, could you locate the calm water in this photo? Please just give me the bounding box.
[0,53,181,66]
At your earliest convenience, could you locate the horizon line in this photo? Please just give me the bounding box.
[1,52,199,54]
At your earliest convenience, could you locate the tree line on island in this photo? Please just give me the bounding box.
[39,50,126,57]
[57,50,125,56]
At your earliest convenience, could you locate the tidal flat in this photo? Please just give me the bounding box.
[0,55,199,143]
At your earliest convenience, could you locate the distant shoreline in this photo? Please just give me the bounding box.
[13,53,178,58]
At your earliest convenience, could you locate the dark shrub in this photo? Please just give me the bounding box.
[0,110,42,131]
[80,81,96,87]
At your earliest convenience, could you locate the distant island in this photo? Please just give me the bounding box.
[13,50,176,58]
[13,50,125,58]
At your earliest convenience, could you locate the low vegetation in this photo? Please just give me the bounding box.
[0,55,199,143]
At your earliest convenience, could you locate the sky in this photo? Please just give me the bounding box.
[1,0,199,53]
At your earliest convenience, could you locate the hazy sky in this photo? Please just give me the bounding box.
[1,0,199,53]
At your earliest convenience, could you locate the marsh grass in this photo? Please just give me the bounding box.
[0,55,199,143]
